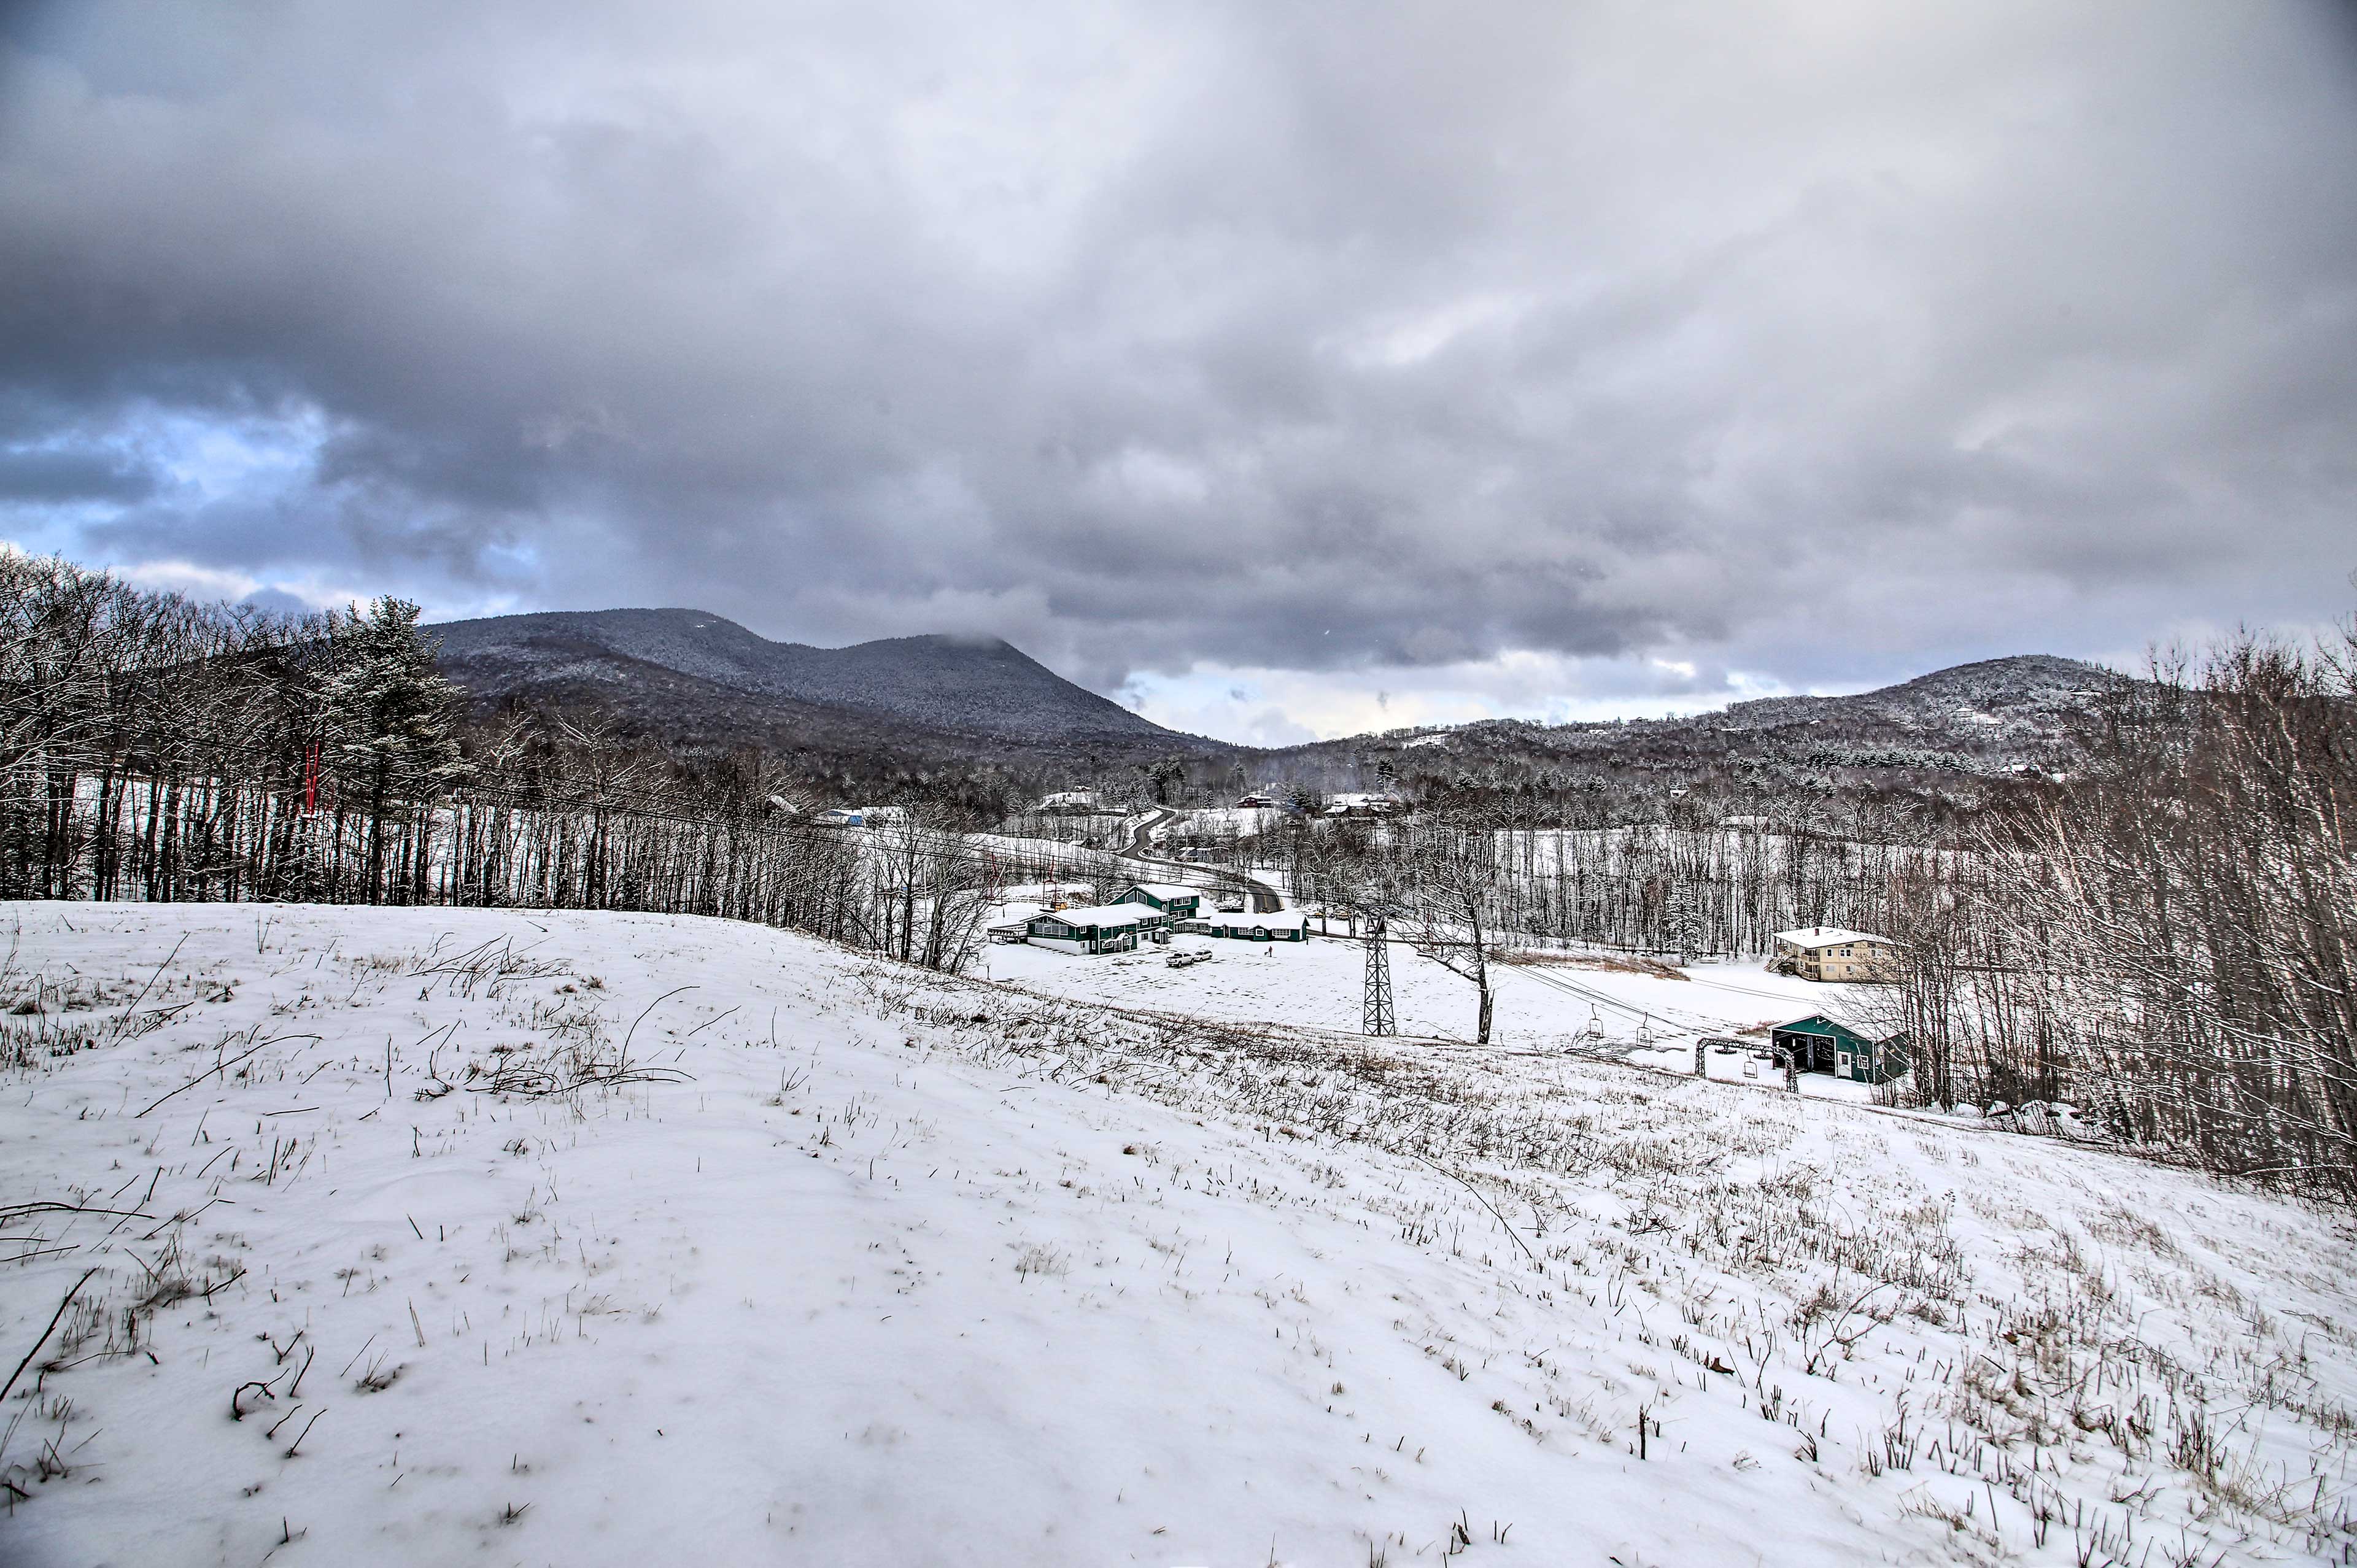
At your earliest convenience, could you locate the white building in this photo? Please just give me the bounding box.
[816,805,905,828]
[1770,927,1901,983]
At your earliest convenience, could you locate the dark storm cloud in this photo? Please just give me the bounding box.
[0,445,156,504]
[1,0,2352,714]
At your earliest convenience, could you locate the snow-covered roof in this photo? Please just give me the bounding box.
[1772,927,1891,950]
[1031,903,1152,929]
[1121,882,1201,902]
[1775,1013,1906,1044]
[1193,910,1309,930]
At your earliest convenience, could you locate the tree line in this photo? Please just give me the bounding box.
[1223,797,1938,963]
[1865,626,2357,1199]
[0,552,1002,971]
[1241,620,2356,1201]
[12,550,2351,1197]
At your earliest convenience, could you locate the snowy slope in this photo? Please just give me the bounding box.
[1,905,2351,1567]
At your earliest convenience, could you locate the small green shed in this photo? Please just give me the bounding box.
[1769,1014,1910,1085]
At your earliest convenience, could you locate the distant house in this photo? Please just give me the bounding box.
[1323,792,1403,817]
[1037,789,1099,812]
[1116,882,1202,921]
[1173,910,1310,943]
[1770,927,1900,983]
[1024,903,1153,955]
[1771,1014,1910,1085]
[1234,792,1279,809]
[816,805,904,829]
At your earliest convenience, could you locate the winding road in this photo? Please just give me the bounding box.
[1119,808,1285,914]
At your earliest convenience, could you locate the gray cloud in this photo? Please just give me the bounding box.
[0,444,156,503]
[1,0,2351,725]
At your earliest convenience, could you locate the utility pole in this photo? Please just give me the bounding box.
[297,733,324,899]
[1362,911,1395,1037]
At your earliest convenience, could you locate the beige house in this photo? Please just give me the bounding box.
[1771,927,1900,983]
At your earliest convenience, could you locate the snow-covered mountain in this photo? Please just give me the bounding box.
[431,606,1214,757]
[429,611,2113,790]
[1714,654,2113,744]
[1339,654,2116,778]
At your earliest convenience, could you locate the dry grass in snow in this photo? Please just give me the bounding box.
[0,903,2352,1566]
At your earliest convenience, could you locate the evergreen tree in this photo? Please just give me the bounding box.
[1665,884,1705,966]
[323,597,468,902]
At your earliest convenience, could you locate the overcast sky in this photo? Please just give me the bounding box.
[3,1,2353,744]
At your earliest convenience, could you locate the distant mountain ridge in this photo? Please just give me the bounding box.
[1280,653,2119,779]
[1712,654,2115,741]
[430,607,2113,793]
[429,607,1207,753]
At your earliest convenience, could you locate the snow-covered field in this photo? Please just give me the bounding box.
[3,903,2353,1566]
[988,929,1864,1065]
